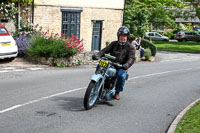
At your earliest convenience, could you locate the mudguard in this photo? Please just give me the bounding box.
[90,74,103,82]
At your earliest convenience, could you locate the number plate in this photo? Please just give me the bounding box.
[99,59,108,67]
[1,42,11,46]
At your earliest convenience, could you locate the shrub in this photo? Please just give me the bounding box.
[78,60,82,65]
[13,23,42,56]
[141,39,157,56]
[52,58,66,67]
[0,2,17,20]
[12,21,41,37]
[184,23,193,31]
[164,30,174,39]
[144,48,151,61]
[14,33,33,56]
[129,34,134,42]
[25,32,84,59]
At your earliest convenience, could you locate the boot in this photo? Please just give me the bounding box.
[114,92,120,100]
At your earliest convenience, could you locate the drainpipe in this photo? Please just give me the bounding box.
[32,0,34,24]
[18,0,20,30]
[122,0,126,26]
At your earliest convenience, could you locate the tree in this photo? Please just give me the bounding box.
[124,4,150,36]
[124,0,186,36]
[183,0,200,19]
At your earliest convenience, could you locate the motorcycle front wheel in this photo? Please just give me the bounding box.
[84,80,102,110]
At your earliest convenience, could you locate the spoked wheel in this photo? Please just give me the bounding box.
[84,80,102,110]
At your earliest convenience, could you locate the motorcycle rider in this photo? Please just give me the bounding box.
[94,26,135,100]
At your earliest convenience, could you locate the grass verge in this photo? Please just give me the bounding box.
[154,42,200,53]
[175,100,200,133]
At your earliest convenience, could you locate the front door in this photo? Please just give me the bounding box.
[91,21,102,51]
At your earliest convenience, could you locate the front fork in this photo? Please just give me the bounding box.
[90,74,106,100]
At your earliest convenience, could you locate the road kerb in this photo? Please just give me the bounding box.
[167,98,200,133]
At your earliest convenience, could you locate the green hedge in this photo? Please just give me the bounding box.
[26,33,84,59]
[141,39,157,56]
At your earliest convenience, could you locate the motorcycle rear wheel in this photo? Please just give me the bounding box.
[84,80,102,110]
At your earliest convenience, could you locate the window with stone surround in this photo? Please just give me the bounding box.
[61,9,82,39]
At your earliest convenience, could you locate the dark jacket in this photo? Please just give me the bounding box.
[97,41,135,69]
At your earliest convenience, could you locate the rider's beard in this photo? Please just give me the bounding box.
[119,38,127,46]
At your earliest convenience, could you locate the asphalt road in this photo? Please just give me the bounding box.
[0,51,200,133]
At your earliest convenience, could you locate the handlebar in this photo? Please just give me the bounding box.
[111,62,122,68]
[92,54,116,61]
[92,54,100,60]
[92,54,122,68]
[104,54,116,61]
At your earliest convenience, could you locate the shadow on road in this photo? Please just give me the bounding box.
[53,96,115,112]
[53,96,85,111]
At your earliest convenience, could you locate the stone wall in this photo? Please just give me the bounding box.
[25,50,141,67]
[81,8,123,51]
[33,5,123,51]
[34,6,62,34]
[35,0,124,10]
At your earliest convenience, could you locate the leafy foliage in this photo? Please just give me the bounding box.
[26,32,84,59]
[10,0,33,3]
[0,2,18,20]
[164,29,175,39]
[14,33,33,56]
[124,0,192,36]
[12,21,41,37]
[140,39,157,56]
[144,48,151,61]
[124,5,150,36]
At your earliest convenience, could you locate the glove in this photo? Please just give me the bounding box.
[122,63,129,70]
[92,54,100,60]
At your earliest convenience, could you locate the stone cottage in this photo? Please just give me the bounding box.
[33,0,125,51]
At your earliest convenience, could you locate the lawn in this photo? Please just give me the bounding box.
[175,100,200,133]
[154,42,200,53]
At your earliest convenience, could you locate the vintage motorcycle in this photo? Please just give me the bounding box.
[83,54,128,110]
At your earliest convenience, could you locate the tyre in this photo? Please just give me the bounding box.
[182,38,187,42]
[84,80,102,110]
[6,57,15,62]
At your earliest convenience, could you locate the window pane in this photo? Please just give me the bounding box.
[71,13,75,22]
[63,13,68,23]
[62,12,80,39]
[77,24,80,39]
[155,33,161,37]
[0,28,7,33]
[92,23,100,37]
[77,13,80,23]
[70,24,75,35]
[149,33,154,36]
[62,24,67,35]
